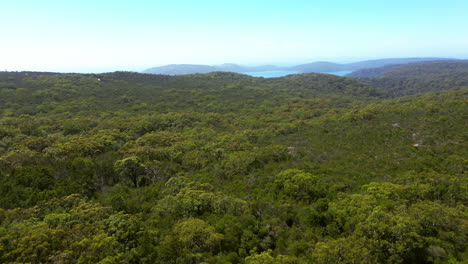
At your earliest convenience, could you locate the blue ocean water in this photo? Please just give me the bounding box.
[243,70,353,78]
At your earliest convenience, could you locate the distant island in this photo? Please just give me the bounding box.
[143,57,455,75]
[142,63,281,75]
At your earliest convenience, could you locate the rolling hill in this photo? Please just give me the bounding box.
[348,60,468,96]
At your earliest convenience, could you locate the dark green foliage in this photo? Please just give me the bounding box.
[346,63,409,78]
[114,156,147,187]
[349,60,468,96]
[382,61,468,78]
[0,71,466,263]
[347,60,468,78]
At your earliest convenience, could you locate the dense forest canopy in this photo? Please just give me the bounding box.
[0,70,466,263]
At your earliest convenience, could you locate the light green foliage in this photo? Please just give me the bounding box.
[155,177,247,217]
[0,195,133,264]
[312,237,376,264]
[114,156,146,187]
[171,218,224,253]
[245,250,300,264]
[273,169,320,202]
[221,150,257,176]
[325,181,467,263]
[0,71,466,263]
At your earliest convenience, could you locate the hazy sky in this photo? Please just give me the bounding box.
[2,0,468,72]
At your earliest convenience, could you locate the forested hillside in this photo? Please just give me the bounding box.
[348,61,468,96]
[0,71,466,263]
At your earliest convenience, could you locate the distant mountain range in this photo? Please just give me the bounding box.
[346,60,468,78]
[346,60,468,96]
[143,58,455,75]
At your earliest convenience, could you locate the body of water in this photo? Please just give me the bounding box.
[243,70,353,78]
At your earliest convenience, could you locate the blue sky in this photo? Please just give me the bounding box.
[1,0,467,72]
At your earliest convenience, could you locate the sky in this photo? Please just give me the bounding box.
[1,0,468,73]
